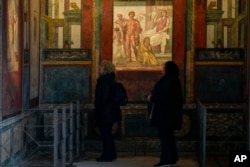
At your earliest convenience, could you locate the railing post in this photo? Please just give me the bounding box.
[53,108,58,167]
[76,100,80,158]
[62,106,67,167]
[69,103,74,166]
[82,101,85,154]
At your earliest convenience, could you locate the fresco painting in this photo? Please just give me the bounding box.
[113,1,173,69]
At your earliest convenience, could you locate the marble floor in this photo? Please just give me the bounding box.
[74,152,229,167]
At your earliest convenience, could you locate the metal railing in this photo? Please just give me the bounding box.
[0,100,83,167]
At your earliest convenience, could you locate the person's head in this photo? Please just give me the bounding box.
[117,13,123,19]
[128,11,135,18]
[161,10,168,16]
[143,37,150,44]
[99,60,115,75]
[163,61,179,77]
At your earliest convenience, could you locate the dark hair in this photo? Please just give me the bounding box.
[128,11,135,16]
[164,61,179,77]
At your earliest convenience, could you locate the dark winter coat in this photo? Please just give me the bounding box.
[149,75,183,130]
[94,73,122,127]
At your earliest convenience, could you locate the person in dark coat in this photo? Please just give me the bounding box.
[94,60,121,162]
[148,61,183,167]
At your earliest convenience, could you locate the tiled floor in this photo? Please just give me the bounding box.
[74,152,229,167]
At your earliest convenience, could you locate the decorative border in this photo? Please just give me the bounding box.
[42,48,91,61]
[195,48,244,61]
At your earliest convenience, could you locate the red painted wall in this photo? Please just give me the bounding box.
[172,0,186,83]
[101,0,113,60]
[82,0,93,49]
[195,0,206,48]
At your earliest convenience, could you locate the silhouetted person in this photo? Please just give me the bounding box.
[147,61,183,167]
[94,60,121,162]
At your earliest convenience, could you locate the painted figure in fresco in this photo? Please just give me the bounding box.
[148,6,158,29]
[113,14,127,58]
[142,9,170,55]
[151,9,170,54]
[113,27,123,61]
[138,37,159,66]
[124,11,142,62]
